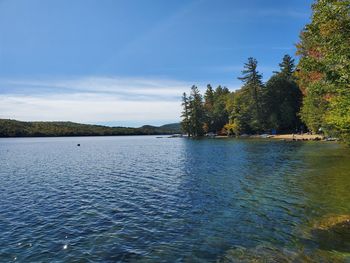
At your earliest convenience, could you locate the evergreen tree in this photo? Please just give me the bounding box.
[181,92,191,136]
[212,86,230,133]
[237,57,265,132]
[279,54,295,77]
[203,84,215,133]
[189,85,205,137]
[264,55,302,132]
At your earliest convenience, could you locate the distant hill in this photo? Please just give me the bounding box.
[0,119,182,137]
[138,123,181,135]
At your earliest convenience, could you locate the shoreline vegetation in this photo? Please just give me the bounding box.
[181,0,350,144]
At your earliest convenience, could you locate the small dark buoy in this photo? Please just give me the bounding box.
[77,144,80,146]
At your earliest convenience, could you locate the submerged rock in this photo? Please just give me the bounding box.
[218,245,291,263]
[311,214,350,252]
[217,244,346,263]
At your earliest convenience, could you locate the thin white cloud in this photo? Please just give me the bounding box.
[0,93,182,124]
[2,76,190,100]
[0,76,243,124]
[0,76,194,125]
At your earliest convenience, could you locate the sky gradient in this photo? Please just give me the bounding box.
[0,0,313,126]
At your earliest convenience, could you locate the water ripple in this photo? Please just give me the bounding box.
[0,137,350,262]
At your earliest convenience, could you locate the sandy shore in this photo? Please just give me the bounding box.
[270,134,324,141]
[215,134,325,141]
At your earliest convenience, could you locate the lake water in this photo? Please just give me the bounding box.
[1,136,350,262]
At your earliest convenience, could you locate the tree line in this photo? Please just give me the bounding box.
[181,55,302,137]
[181,0,350,142]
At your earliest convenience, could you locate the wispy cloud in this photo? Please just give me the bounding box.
[0,76,195,125]
[0,94,181,125]
[1,77,191,100]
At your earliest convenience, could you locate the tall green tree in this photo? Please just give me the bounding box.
[181,92,191,136]
[236,57,265,132]
[264,55,303,132]
[189,85,205,137]
[296,0,350,140]
[203,84,215,133]
[212,86,230,133]
[279,54,296,77]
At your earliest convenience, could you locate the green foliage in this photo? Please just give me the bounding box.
[296,0,350,141]
[181,85,230,136]
[0,119,181,137]
[189,85,205,137]
[299,82,328,132]
[181,92,191,135]
[233,57,265,133]
[181,86,206,137]
[224,119,241,137]
[181,56,303,137]
[180,0,349,141]
[279,54,296,77]
[211,86,230,132]
[203,84,215,133]
[264,56,302,132]
[228,88,256,134]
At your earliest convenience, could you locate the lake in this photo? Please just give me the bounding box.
[1,136,350,262]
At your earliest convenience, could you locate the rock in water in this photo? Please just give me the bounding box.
[311,214,350,252]
[217,244,346,263]
[218,245,292,263]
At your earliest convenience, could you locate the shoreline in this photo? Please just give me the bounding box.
[215,134,336,142]
[269,134,323,141]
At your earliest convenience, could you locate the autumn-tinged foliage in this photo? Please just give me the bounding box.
[296,0,350,141]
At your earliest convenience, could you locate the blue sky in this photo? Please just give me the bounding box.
[0,0,313,126]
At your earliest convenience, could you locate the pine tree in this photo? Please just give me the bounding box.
[212,86,229,133]
[204,84,215,133]
[279,54,295,77]
[189,85,205,137]
[181,92,191,136]
[264,55,302,132]
[238,57,265,132]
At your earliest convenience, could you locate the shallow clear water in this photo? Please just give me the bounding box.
[0,136,350,262]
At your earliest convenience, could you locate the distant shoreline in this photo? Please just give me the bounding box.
[0,134,174,139]
[0,119,181,137]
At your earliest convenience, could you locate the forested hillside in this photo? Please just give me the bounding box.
[0,119,181,137]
